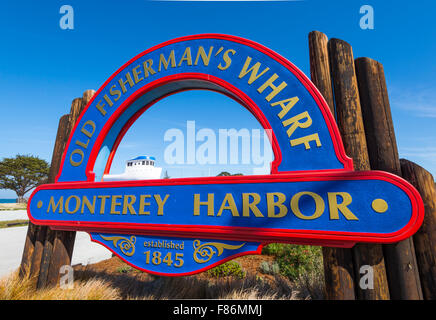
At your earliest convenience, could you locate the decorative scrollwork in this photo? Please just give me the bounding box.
[100,235,136,257]
[193,240,245,264]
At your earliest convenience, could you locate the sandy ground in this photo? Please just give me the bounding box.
[0,203,27,210]
[0,225,112,277]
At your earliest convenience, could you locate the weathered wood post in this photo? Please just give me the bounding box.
[30,115,71,279]
[19,223,38,276]
[308,31,356,300]
[36,98,83,288]
[355,58,423,300]
[328,39,390,300]
[19,114,70,278]
[400,159,436,299]
[21,90,95,289]
[309,31,335,116]
[45,90,95,287]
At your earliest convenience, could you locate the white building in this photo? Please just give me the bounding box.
[103,156,162,181]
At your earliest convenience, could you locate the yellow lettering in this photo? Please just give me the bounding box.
[217,193,239,217]
[193,193,214,216]
[98,195,110,214]
[118,72,135,93]
[75,139,89,149]
[282,111,312,138]
[194,46,213,66]
[81,120,95,138]
[271,97,299,119]
[132,65,144,84]
[328,192,358,220]
[139,195,151,215]
[159,50,176,72]
[70,149,84,167]
[109,84,122,101]
[154,194,169,216]
[110,195,122,215]
[47,196,63,213]
[267,193,287,218]
[242,193,264,217]
[143,59,156,77]
[257,73,287,102]
[178,47,193,66]
[95,100,107,116]
[238,56,269,84]
[290,133,322,149]
[217,49,236,71]
[123,195,136,215]
[65,195,80,214]
[291,192,325,220]
[103,94,113,107]
[81,196,96,214]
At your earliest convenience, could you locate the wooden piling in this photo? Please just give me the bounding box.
[45,90,95,287]
[33,114,71,285]
[34,106,76,288]
[45,230,76,287]
[18,222,37,277]
[309,31,335,115]
[328,39,390,300]
[309,31,356,300]
[28,226,48,278]
[400,159,436,299]
[19,114,70,278]
[355,58,423,300]
[36,97,83,288]
[36,227,56,288]
[81,90,95,112]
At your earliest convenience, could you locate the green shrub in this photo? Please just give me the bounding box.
[259,261,280,275]
[116,266,133,274]
[207,261,245,279]
[262,244,323,280]
[262,243,289,256]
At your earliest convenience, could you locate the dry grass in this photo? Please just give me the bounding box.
[73,268,302,300]
[0,268,309,300]
[0,271,119,300]
[0,252,325,300]
[293,269,325,300]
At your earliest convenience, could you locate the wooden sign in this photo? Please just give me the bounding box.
[27,34,424,276]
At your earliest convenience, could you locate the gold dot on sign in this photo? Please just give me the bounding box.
[37,201,43,209]
[372,199,388,213]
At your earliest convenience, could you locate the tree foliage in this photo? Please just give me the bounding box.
[0,155,50,202]
[217,171,243,176]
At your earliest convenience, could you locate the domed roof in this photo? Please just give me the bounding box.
[129,156,156,161]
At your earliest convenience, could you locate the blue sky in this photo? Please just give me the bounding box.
[0,0,435,198]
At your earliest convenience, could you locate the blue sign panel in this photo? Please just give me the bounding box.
[27,34,424,276]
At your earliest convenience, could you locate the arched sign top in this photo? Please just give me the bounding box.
[56,34,353,183]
